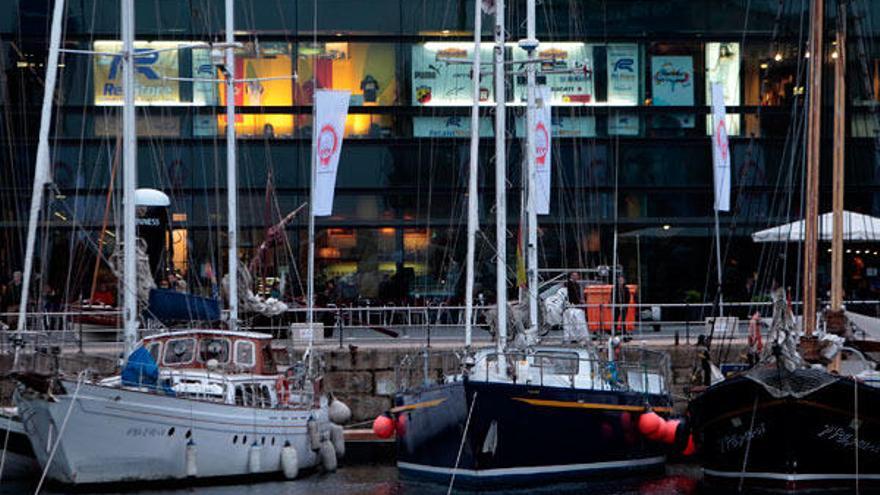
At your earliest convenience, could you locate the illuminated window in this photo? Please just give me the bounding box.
[297,42,397,106]
[197,42,295,137]
[411,42,494,106]
[512,42,593,106]
[705,42,741,136]
[93,41,185,106]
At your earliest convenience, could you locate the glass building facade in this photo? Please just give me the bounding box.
[2,0,880,305]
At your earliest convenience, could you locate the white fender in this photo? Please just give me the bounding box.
[248,443,262,473]
[320,439,337,472]
[185,440,197,477]
[330,423,345,458]
[328,398,352,424]
[281,443,299,479]
[307,419,321,451]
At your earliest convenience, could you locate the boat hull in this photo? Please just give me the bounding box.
[395,379,670,487]
[15,379,328,485]
[0,415,39,479]
[689,368,880,491]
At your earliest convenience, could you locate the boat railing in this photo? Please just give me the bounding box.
[3,298,880,351]
[394,347,672,396]
[472,349,671,395]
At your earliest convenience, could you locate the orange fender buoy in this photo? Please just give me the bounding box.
[372,413,395,439]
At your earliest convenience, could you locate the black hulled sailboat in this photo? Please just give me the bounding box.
[391,0,673,487]
[688,1,880,490]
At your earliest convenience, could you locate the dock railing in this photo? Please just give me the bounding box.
[2,299,879,355]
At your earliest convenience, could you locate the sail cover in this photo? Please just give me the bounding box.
[121,347,159,388]
[751,211,880,242]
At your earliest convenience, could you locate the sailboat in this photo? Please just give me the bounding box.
[391,0,673,487]
[687,0,880,490]
[11,0,342,486]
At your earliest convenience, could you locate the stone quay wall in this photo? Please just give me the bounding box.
[0,342,748,422]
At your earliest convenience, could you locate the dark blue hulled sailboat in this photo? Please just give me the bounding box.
[390,0,674,487]
[395,347,673,487]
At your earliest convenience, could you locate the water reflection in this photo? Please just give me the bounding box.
[5,464,864,495]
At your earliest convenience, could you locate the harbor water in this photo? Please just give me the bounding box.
[0,464,704,495]
[0,463,768,495]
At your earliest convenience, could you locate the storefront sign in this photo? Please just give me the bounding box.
[607,44,639,106]
[651,55,694,106]
[515,115,596,137]
[411,43,494,106]
[513,42,593,105]
[93,41,181,105]
[413,116,493,138]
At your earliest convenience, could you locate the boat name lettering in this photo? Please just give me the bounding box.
[817,424,880,454]
[717,422,767,453]
[125,426,165,437]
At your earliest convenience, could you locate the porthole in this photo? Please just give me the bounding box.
[233,434,238,444]
[185,429,192,439]
[167,427,175,436]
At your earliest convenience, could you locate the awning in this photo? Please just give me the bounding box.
[751,211,880,243]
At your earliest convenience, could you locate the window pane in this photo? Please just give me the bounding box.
[297,43,398,106]
[199,338,230,363]
[164,338,195,364]
[235,341,256,366]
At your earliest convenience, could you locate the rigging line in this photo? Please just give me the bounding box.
[737,393,760,493]
[0,409,13,483]
[855,375,860,494]
[446,389,478,495]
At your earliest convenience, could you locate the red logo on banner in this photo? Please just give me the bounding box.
[318,124,339,166]
[715,119,728,163]
[535,122,550,166]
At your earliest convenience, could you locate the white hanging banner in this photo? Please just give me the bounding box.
[312,90,351,216]
[711,83,731,212]
[535,86,553,215]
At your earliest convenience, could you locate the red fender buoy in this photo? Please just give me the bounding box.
[396,413,408,437]
[682,434,696,456]
[372,413,395,439]
[638,412,664,439]
[619,411,633,432]
[662,419,680,444]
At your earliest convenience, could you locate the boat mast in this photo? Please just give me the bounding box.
[121,0,138,357]
[224,0,239,330]
[830,3,846,318]
[16,0,65,335]
[803,0,823,337]
[522,0,539,336]
[464,0,482,350]
[494,0,508,360]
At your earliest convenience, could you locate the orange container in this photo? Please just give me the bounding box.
[583,284,638,332]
